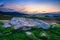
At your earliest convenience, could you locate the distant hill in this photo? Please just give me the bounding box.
[29,12,60,17]
[0,8,60,17]
[0,11,60,17]
[0,11,28,16]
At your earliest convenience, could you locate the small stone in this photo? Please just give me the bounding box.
[41,33,46,37]
[52,23,57,28]
[26,32,32,35]
[22,26,31,30]
[3,22,11,28]
[26,31,41,40]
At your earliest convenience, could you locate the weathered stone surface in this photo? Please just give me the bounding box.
[3,17,50,30]
[3,22,11,28]
[26,32,32,35]
[51,23,57,28]
[22,26,31,30]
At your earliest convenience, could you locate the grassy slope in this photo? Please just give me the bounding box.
[0,22,60,40]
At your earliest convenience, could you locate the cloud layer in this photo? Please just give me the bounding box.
[0,0,60,14]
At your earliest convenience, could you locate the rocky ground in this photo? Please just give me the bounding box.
[0,17,60,40]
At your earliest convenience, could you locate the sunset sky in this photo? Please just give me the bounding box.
[0,0,60,14]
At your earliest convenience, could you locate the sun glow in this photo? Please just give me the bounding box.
[21,5,60,14]
[6,4,60,14]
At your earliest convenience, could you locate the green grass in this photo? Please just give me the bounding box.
[0,14,60,20]
[0,22,60,40]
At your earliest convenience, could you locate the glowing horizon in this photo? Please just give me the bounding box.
[0,0,60,14]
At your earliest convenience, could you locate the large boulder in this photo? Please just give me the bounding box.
[10,17,50,29]
[3,17,50,30]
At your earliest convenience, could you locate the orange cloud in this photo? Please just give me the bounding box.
[21,5,60,14]
[5,4,60,14]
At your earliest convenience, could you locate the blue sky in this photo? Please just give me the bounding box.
[0,0,60,5]
[0,0,60,13]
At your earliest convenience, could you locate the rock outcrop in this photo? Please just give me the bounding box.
[3,17,50,30]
